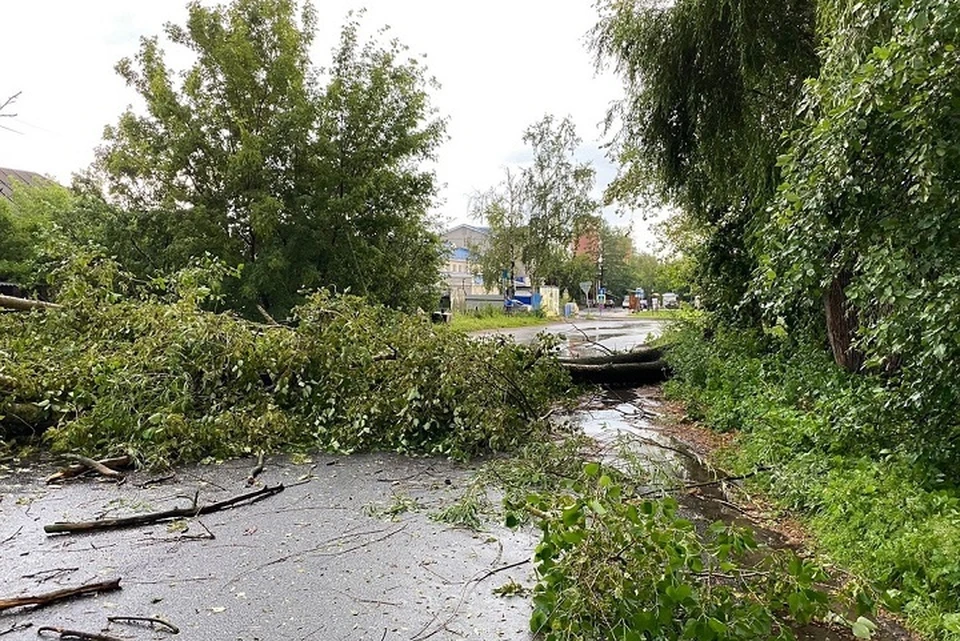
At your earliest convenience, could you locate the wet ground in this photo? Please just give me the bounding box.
[0,455,538,640]
[470,309,666,356]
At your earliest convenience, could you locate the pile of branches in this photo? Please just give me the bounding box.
[0,256,570,466]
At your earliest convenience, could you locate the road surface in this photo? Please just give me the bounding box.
[471,309,668,356]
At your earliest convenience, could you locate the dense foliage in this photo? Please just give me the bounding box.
[521,460,874,641]
[593,0,819,320]
[0,256,570,466]
[597,1,960,636]
[32,0,446,317]
[664,317,960,639]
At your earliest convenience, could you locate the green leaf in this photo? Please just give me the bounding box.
[852,617,877,639]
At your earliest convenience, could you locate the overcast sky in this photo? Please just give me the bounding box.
[0,0,660,249]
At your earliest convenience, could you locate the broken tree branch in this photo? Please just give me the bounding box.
[44,483,284,535]
[0,578,121,612]
[245,452,265,486]
[44,456,132,483]
[37,627,122,641]
[45,456,132,484]
[106,616,179,634]
[63,454,123,480]
[0,295,60,312]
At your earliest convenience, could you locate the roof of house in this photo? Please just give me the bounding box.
[444,223,490,236]
[0,167,47,200]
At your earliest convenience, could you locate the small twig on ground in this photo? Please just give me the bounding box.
[329,588,400,608]
[474,559,530,584]
[411,558,532,641]
[20,567,79,583]
[37,627,122,641]
[106,615,179,634]
[245,452,265,486]
[1,525,23,545]
[0,578,121,612]
[44,484,284,535]
[564,321,615,355]
[0,622,32,637]
[137,473,176,488]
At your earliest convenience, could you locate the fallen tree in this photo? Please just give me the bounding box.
[558,346,671,385]
[1,256,571,466]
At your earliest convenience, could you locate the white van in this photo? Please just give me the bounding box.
[662,292,679,309]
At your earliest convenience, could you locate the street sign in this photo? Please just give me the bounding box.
[579,281,592,296]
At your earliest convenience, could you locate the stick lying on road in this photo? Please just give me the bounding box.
[45,456,132,484]
[0,578,120,613]
[44,483,285,535]
[38,626,122,641]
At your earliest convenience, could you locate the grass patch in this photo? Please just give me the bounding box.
[448,310,555,332]
[628,309,683,320]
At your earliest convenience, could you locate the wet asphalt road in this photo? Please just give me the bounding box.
[0,455,538,640]
[470,310,668,356]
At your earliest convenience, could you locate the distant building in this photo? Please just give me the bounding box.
[0,167,48,201]
[440,224,491,295]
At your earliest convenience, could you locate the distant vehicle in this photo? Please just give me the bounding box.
[504,298,532,313]
[662,292,679,309]
[622,297,630,309]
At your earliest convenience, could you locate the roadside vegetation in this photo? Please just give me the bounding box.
[664,317,960,639]
[448,308,553,332]
[592,0,960,638]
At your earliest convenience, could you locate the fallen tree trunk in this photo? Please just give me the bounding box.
[44,483,284,535]
[0,295,60,312]
[561,359,671,386]
[558,345,665,367]
[0,578,120,612]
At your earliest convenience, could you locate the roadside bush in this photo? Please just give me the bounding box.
[0,255,571,466]
[522,461,866,641]
[663,318,960,639]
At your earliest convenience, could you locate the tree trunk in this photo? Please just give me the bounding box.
[0,295,60,312]
[824,269,864,373]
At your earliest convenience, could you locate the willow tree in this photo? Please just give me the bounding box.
[592,0,819,322]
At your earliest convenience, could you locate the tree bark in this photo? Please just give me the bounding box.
[0,295,60,312]
[824,269,864,373]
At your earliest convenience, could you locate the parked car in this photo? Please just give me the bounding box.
[504,298,532,313]
[662,292,680,309]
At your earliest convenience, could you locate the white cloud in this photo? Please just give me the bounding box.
[0,0,659,249]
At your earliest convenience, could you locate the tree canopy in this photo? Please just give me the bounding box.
[91,0,445,315]
[473,115,598,290]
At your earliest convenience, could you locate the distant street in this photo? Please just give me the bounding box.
[471,309,669,357]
